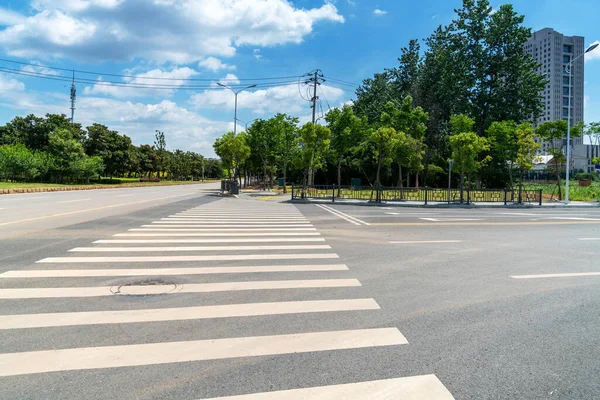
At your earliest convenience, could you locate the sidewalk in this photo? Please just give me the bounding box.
[288,197,600,208]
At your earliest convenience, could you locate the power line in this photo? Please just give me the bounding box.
[0,66,299,90]
[0,57,303,82]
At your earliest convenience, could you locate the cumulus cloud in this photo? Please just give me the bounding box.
[190,83,346,115]
[373,9,387,16]
[0,7,25,26]
[83,66,199,98]
[253,49,262,60]
[0,86,229,155]
[586,40,600,62]
[0,73,25,92]
[0,0,344,63]
[198,57,236,72]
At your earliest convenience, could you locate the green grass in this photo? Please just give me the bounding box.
[524,181,600,202]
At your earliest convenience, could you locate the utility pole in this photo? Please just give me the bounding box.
[70,70,76,124]
[306,69,324,185]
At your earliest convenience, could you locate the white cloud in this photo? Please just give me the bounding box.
[21,61,61,76]
[489,6,499,15]
[373,9,387,16]
[585,40,600,62]
[190,83,346,115]
[217,74,241,86]
[83,66,199,98]
[585,95,590,107]
[0,7,25,25]
[0,73,25,91]
[0,87,229,156]
[198,57,236,72]
[0,0,344,63]
[253,49,262,60]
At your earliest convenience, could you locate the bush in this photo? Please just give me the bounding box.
[0,144,50,182]
[575,172,598,181]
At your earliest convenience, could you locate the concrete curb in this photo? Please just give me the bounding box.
[288,199,600,209]
[0,182,207,195]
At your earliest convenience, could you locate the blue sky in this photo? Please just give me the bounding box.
[0,0,598,157]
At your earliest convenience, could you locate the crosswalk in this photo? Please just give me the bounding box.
[0,198,454,398]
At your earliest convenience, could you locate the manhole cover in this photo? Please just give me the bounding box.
[110,279,181,296]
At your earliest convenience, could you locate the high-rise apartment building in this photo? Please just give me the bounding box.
[524,28,594,171]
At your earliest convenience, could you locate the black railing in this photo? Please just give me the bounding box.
[291,185,543,205]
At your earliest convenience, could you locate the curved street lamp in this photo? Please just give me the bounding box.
[565,43,598,204]
[216,83,257,136]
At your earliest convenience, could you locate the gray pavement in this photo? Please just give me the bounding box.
[1,194,600,398]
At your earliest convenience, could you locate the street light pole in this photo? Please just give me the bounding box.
[216,83,257,137]
[565,43,598,205]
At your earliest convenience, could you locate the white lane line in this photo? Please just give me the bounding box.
[0,328,405,377]
[511,272,600,279]
[58,198,92,204]
[579,238,600,241]
[37,253,339,263]
[319,204,370,226]
[200,375,454,400]
[0,278,360,299]
[0,299,379,329]
[385,212,399,215]
[548,217,600,221]
[129,228,318,232]
[117,194,136,197]
[69,245,332,252]
[389,240,463,244]
[420,218,483,222]
[316,205,359,225]
[141,225,314,229]
[94,238,326,244]
[500,213,540,216]
[0,264,349,278]
[157,220,310,224]
[114,232,322,237]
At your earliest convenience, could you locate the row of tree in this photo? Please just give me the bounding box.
[212,0,600,200]
[0,114,222,183]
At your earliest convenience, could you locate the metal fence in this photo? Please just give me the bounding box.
[291,185,543,205]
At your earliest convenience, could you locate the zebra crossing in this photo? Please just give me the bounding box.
[0,198,454,399]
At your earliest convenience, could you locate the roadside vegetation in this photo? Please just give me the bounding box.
[213,0,600,202]
[0,114,223,185]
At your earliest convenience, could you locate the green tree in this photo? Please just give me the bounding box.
[48,128,86,182]
[387,39,421,101]
[325,105,366,193]
[84,123,132,178]
[353,73,396,124]
[154,130,168,178]
[449,114,491,199]
[213,132,251,181]
[70,156,104,183]
[536,120,584,200]
[272,113,299,193]
[294,123,331,192]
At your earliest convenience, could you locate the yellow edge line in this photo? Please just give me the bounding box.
[256,196,280,201]
[370,221,600,227]
[0,193,197,227]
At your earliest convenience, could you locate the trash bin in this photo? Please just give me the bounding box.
[278,178,285,187]
[230,181,239,195]
[351,178,361,189]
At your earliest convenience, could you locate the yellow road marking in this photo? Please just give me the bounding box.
[256,196,280,201]
[0,193,196,227]
[370,221,600,227]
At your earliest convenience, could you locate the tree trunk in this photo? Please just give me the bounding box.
[459,172,464,203]
[406,171,410,188]
[375,156,382,202]
[508,162,514,189]
[337,161,342,197]
[397,163,403,188]
[283,161,288,194]
[263,164,267,190]
[415,173,419,188]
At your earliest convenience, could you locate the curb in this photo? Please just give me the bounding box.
[288,199,600,209]
[0,182,208,195]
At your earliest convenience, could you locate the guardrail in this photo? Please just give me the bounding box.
[291,185,543,205]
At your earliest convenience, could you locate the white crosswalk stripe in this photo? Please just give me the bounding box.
[0,198,454,399]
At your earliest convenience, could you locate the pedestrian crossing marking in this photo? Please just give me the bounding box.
[199,375,454,400]
[37,253,339,263]
[0,328,407,377]
[0,278,361,299]
[68,245,332,252]
[0,299,380,329]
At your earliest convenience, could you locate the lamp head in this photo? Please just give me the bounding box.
[586,43,599,53]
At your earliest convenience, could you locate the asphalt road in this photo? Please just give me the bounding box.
[2,193,600,399]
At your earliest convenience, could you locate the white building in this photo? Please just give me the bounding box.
[524,28,595,172]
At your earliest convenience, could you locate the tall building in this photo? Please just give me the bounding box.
[525,28,594,171]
